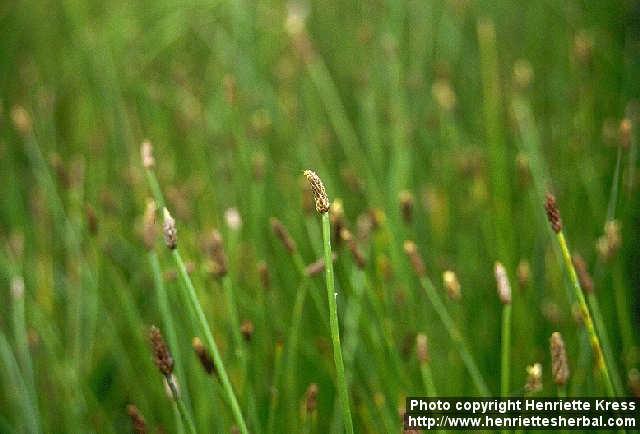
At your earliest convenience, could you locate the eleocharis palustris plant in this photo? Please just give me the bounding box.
[142,141,249,434]
[304,169,354,434]
[544,193,615,397]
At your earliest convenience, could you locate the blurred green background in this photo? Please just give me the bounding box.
[1,0,639,432]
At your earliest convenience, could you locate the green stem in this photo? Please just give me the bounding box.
[167,375,196,434]
[501,304,512,397]
[417,275,490,396]
[321,213,354,434]
[172,250,249,434]
[556,232,615,396]
[587,293,623,394]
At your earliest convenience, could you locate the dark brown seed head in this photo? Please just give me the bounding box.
[403,240,426,277]
[270,217,297,254]
[340,228,366,269]
[550,332,570,386]
[544,193,562,233]
[240,320,255,342]
[149,325,174,376]
[162,208,177,250]
[399,190,414,224]
[192,337,217,376]
[257,260,270,290]
[416,333,429,364]
[205,229,228,278]
[140,140,155,169]
[127,404,147,434]
[572,254,594,294]
[494,262,512,305]
[303,170,330,214]
[305,383,319,413]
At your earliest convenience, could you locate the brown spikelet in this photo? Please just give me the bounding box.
[149,325,174,376]
[305,383,319,413]
[494,262,512,304]
[142,199,157,250]
[340,229,366,269]
[544,193,562,233]
[330,199,345,246]
[270,217,297,254]
[517,259,531,289]
[305,254,337,277]
[416,333,429,364]
[572,254,594,293]
[303,170,330,214]
[127,404,147,434]
[162,208,177,250]
[550,332,570,386]
[240,320,255,342]
[442,270,461,300]
[205,229,228,278]
[399,190,414,224]
[619,118,632,149]
[192,337,217,376]
[140,140,155,169]
[85,204,98,236]
[403,241,426,277]
[257,260,270,290]
[524,363,543,393]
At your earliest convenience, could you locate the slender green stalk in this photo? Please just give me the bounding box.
[167,375,196,434]
[500,304,512,397]
[556,233,615,396]
[417,275,490,396]
[172,249,249,434]
[285,280,309,433]
[266,341,284,434]
[321,213,354,434]
[586,293,623,394]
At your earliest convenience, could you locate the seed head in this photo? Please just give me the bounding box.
[399,190,414,224]
[162,208,177,250]
[257,260,270,290]
[403,240,426,277]
[416,333,429,364]
[241,320,255,342]
[305,254,337,277]
[494,262,512,305]
[127,404,147,434]
[525,363,543,393]
[596,220,621,261]
[10,105,32,135]
[619,118,632,149]
[550,332,570,386]
[517,259,531,289]
[442,270,461,300]
[572,254,594,294]
[303,170,330,214]
[340,228,366,269]
[140,140,155,169]
[192,337,217,376]
[270,217,297,254]
[205,229,228,278]
[305,383,319,414]
[544,193,562,233]
[225,207,242,231]
[149,325,174,376]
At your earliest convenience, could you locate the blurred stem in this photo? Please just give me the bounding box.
[149,251,192,410]
[172,249,249,434]
[586,293,623,394]
[285,280,309,433]
[417,275,490,396]
[501,304,512,397]
[167,376,196,434]
[266,342,284,434]
[556,232,615,396]
[321,213,354,434]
